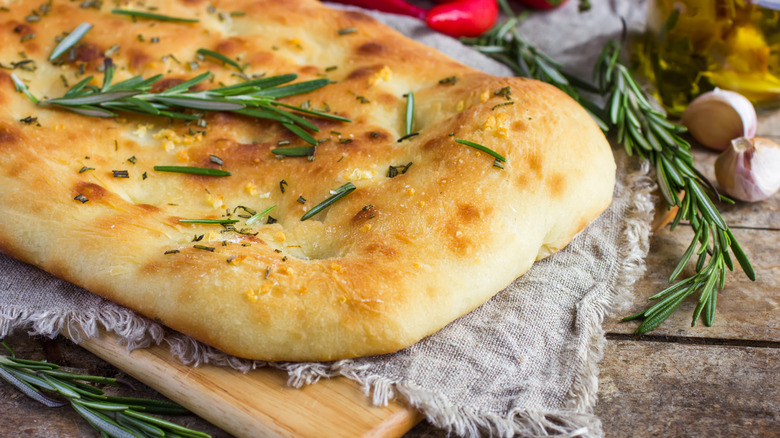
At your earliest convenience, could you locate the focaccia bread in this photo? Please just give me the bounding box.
[0,0,615,361]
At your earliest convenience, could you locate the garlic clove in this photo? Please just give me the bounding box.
[715,137,780,202]
[681,88,757,151]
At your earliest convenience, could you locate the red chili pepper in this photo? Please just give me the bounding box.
[425,0,498,38]
[326,0,427,20]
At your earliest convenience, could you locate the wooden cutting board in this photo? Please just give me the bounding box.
[71,330,423,438]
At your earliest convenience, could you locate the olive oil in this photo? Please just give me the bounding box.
[635,0,780,115]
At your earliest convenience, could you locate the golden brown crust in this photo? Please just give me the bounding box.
[0,0,615,360]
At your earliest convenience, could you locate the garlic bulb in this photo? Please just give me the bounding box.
[681,88,757,151]
[715,137,780,202]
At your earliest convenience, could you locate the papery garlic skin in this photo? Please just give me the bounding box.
[715,137,780,202]
[681,88,758,151]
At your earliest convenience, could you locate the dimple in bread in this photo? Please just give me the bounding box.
[0,0,615,361]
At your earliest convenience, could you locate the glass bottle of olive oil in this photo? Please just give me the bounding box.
[635,0,780,115]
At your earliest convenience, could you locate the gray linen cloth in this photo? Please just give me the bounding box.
[1,1,655,436]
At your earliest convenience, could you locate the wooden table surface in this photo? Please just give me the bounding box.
[3,113,779,437]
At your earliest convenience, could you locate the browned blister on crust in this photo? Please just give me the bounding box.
[0,0,615,361]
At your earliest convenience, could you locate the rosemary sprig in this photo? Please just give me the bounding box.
[461,3,754,332]
[28,59,349,145]
[0,342,210,438]
[595,41,755,333]
[301,182,356,221]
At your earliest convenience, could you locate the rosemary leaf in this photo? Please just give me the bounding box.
[197,48,242,71]
[301,182,356,221]
[179,219,240,224]
[455,138,507,163]
[272,146,315,157]
[246,205,276,226]
[405,91,414,136]
[153,166,231,176]
[49,23,92,61]
[111,9,199,23]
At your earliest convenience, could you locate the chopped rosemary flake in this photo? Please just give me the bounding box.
[387,162,412,178]
[104,44,120,57]
[301,182,356,221]
[188,61,199,70]
[112,170,129,178]
[279,180,288,193]
[266,216,277,224]
[193,234,204,242]
[142,171,148,180]
[193,244,215,252]
[282,256,288,262]
[272,146,315,157]
[111,9,199,23]
[277,140,291,146]
[439,76,458,85]
[19,116,39,125]
[494,86,512,100]
[455,138,507,163]
[337,27,358,35]
[265,266,271,278]
[246,205,276,226]
[491,101,514,111]
[74,194,88,203]
[197,48,242,71]
[49,23,92,62]
[493,159,504,169]
[209,154,223,165]
[339,138,353,144]
[153,166,231,176]
[164,249,179,255]
[81,1,102,10]
[325,65,338,72]
[397,132,419,142]
[127,156,137,164]
[330,130,341,136]
[11,60,36,71]
[370,132,380,139]
[356,96,370,104]
[234,205,256,216]
[20,33,36,43]
[226,255,237,263]
[179,219,239,224]
[78,166,94,173]
[297,196,306,204]
[405,91,415,136]
[150,37,160,44]
[230,11,246,17]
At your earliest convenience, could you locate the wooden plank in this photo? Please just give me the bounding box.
[607,226,780,340]
[73,330,423,438]
[596,339,780,437]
